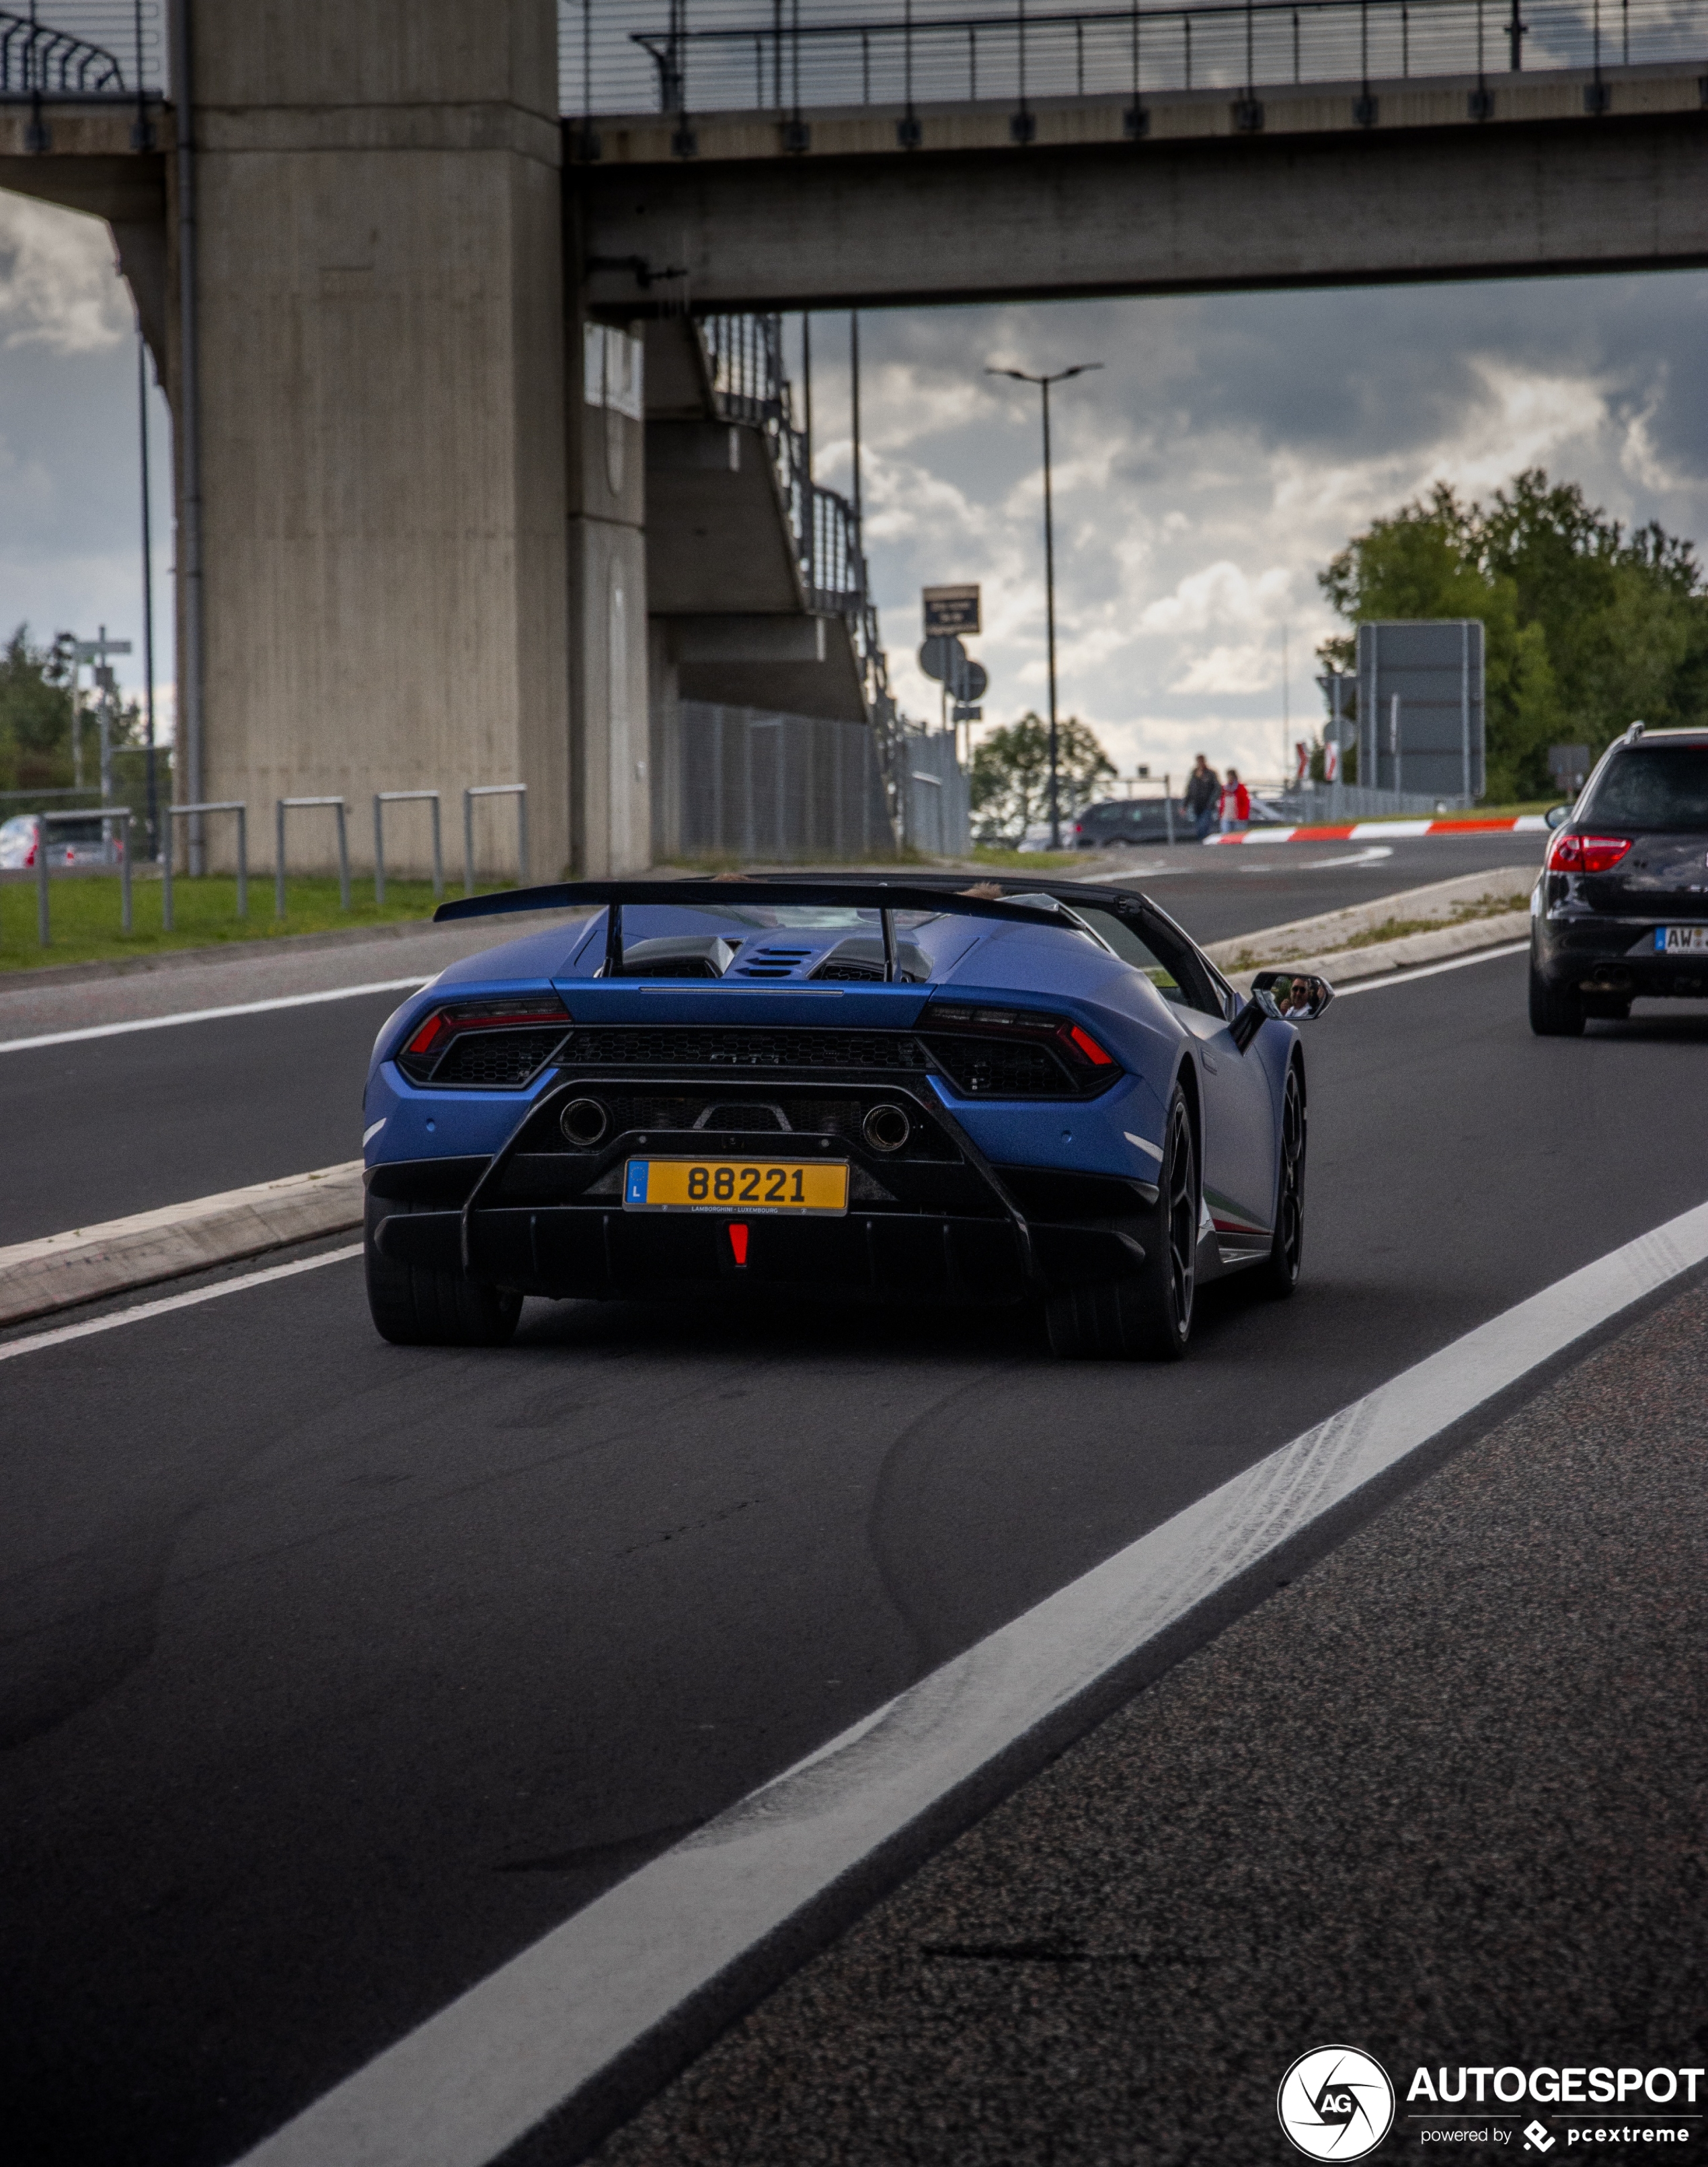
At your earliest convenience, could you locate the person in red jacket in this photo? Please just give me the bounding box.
[1219,767,1251,832]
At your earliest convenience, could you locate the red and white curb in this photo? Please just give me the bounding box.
[1206,816,1549,845]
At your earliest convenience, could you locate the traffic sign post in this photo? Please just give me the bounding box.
[918,634,966,684]
[923,584,980,637]
[72,630,132,813]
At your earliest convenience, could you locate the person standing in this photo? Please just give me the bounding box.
[1183,753,1219,843]
[1219,767,1251,833]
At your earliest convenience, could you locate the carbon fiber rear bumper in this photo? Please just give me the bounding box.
[373,1201,1144,1305]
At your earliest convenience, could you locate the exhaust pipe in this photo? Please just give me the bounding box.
[862,1103,911,1154]
[559,1097,611,1148]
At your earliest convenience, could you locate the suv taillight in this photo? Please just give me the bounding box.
[1546,832,1633,875]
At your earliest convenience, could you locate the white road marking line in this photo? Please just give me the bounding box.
[1334,940,1530,995]
[0,1245,363,1363]
[227,1190,1708,2167]
[1294,845,1394,869]
[0,977,432,1055]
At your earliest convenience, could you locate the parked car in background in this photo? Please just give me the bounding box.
[0,814,125,870]
[1073,798,1181,849]
[1530,723,1708,1034]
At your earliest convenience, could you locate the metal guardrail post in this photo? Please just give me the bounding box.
[161,800,247,929]
[30,806,134,947]
[373,790,444,907]
[118,810,132,933]
[463,785,528,894]
[275,796,350,918]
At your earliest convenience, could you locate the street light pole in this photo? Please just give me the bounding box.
[986,360,1101,849]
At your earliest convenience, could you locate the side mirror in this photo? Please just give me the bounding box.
[1231,969,1335,1051]
[1544,802,1574,830]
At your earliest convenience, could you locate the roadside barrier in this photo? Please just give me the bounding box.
[161,800,247,929]
[275,796,350,918]
[463,784,528,895]
[32,808,132,946]
[373,791,444,907]
[1206,814,1551,845]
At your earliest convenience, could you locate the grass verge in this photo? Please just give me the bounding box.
[966,845,1089,872]
[0,874,494,975]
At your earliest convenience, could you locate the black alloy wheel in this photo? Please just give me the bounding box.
[1259,1062,1306,1299]
[1045,1084,1196,1361]
[1528,948,1585,1037]
[364,1193,522,1347]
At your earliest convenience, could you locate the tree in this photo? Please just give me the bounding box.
[1318,471,1708,800]
[969,712,1117,845]
[0,625,77,793]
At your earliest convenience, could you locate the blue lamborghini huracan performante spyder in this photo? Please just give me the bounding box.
[360,875,1333,1359]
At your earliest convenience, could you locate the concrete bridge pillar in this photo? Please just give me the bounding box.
[185,0,571,880]
[566,303,652,877]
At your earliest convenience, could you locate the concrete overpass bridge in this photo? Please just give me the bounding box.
[3,0,1705,877]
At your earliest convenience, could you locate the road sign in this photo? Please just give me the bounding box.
[952,704,983,724]
[919,634,967,683]
[949,657,988,704]
[73,637,130,664]
[923,584,981,636]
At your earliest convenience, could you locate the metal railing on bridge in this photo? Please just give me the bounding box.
[0,3,163,97]
[559,0,1707,126]
[698,311,910,822]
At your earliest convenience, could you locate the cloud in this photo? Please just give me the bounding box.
[0,194,130,352]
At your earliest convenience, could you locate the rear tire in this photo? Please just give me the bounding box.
[1045,1086,1196,1361]
[364,1194,522,1347]
[1528,956,1585,1037]
[1258,1062,1306,1299]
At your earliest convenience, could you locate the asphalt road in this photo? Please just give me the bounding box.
[0,835,1543,1247]
[5,946,1707,2167]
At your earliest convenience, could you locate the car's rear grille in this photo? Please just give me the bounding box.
[555,1028,929,1071]
[571,1092,869,1138]
[922,1034,1081,1097]
[430,1028,569,1088]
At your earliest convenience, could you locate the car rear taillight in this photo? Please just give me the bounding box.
[1546,832,1633,875]
[396,992,572,1061]
[918,1001,1116,1070]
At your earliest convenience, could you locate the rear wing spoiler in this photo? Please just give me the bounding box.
[432,876,1099,983]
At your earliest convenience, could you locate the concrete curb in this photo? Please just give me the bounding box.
[1222,909,1532,993]
[0,1163,365,1328]
[1201,865,1534,975]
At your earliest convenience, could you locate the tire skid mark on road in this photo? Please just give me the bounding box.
[227,1192,1708,2167]
[863,1358,1041,1678]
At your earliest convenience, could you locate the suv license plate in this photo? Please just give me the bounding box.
[1657,926,1708,954]
[623,1157,850,1215]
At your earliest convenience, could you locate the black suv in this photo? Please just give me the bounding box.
[1530,724,1708,1035]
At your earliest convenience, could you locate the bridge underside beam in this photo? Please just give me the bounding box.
[581,97,1708,315]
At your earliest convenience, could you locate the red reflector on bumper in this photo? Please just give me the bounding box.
[728,1223,749,1266]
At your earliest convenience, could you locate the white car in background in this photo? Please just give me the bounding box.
[0,813,125,870]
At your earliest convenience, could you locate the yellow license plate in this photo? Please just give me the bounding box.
[623,1157,850,1215]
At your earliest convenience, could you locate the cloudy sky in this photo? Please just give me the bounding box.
[4,186,1707,784]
